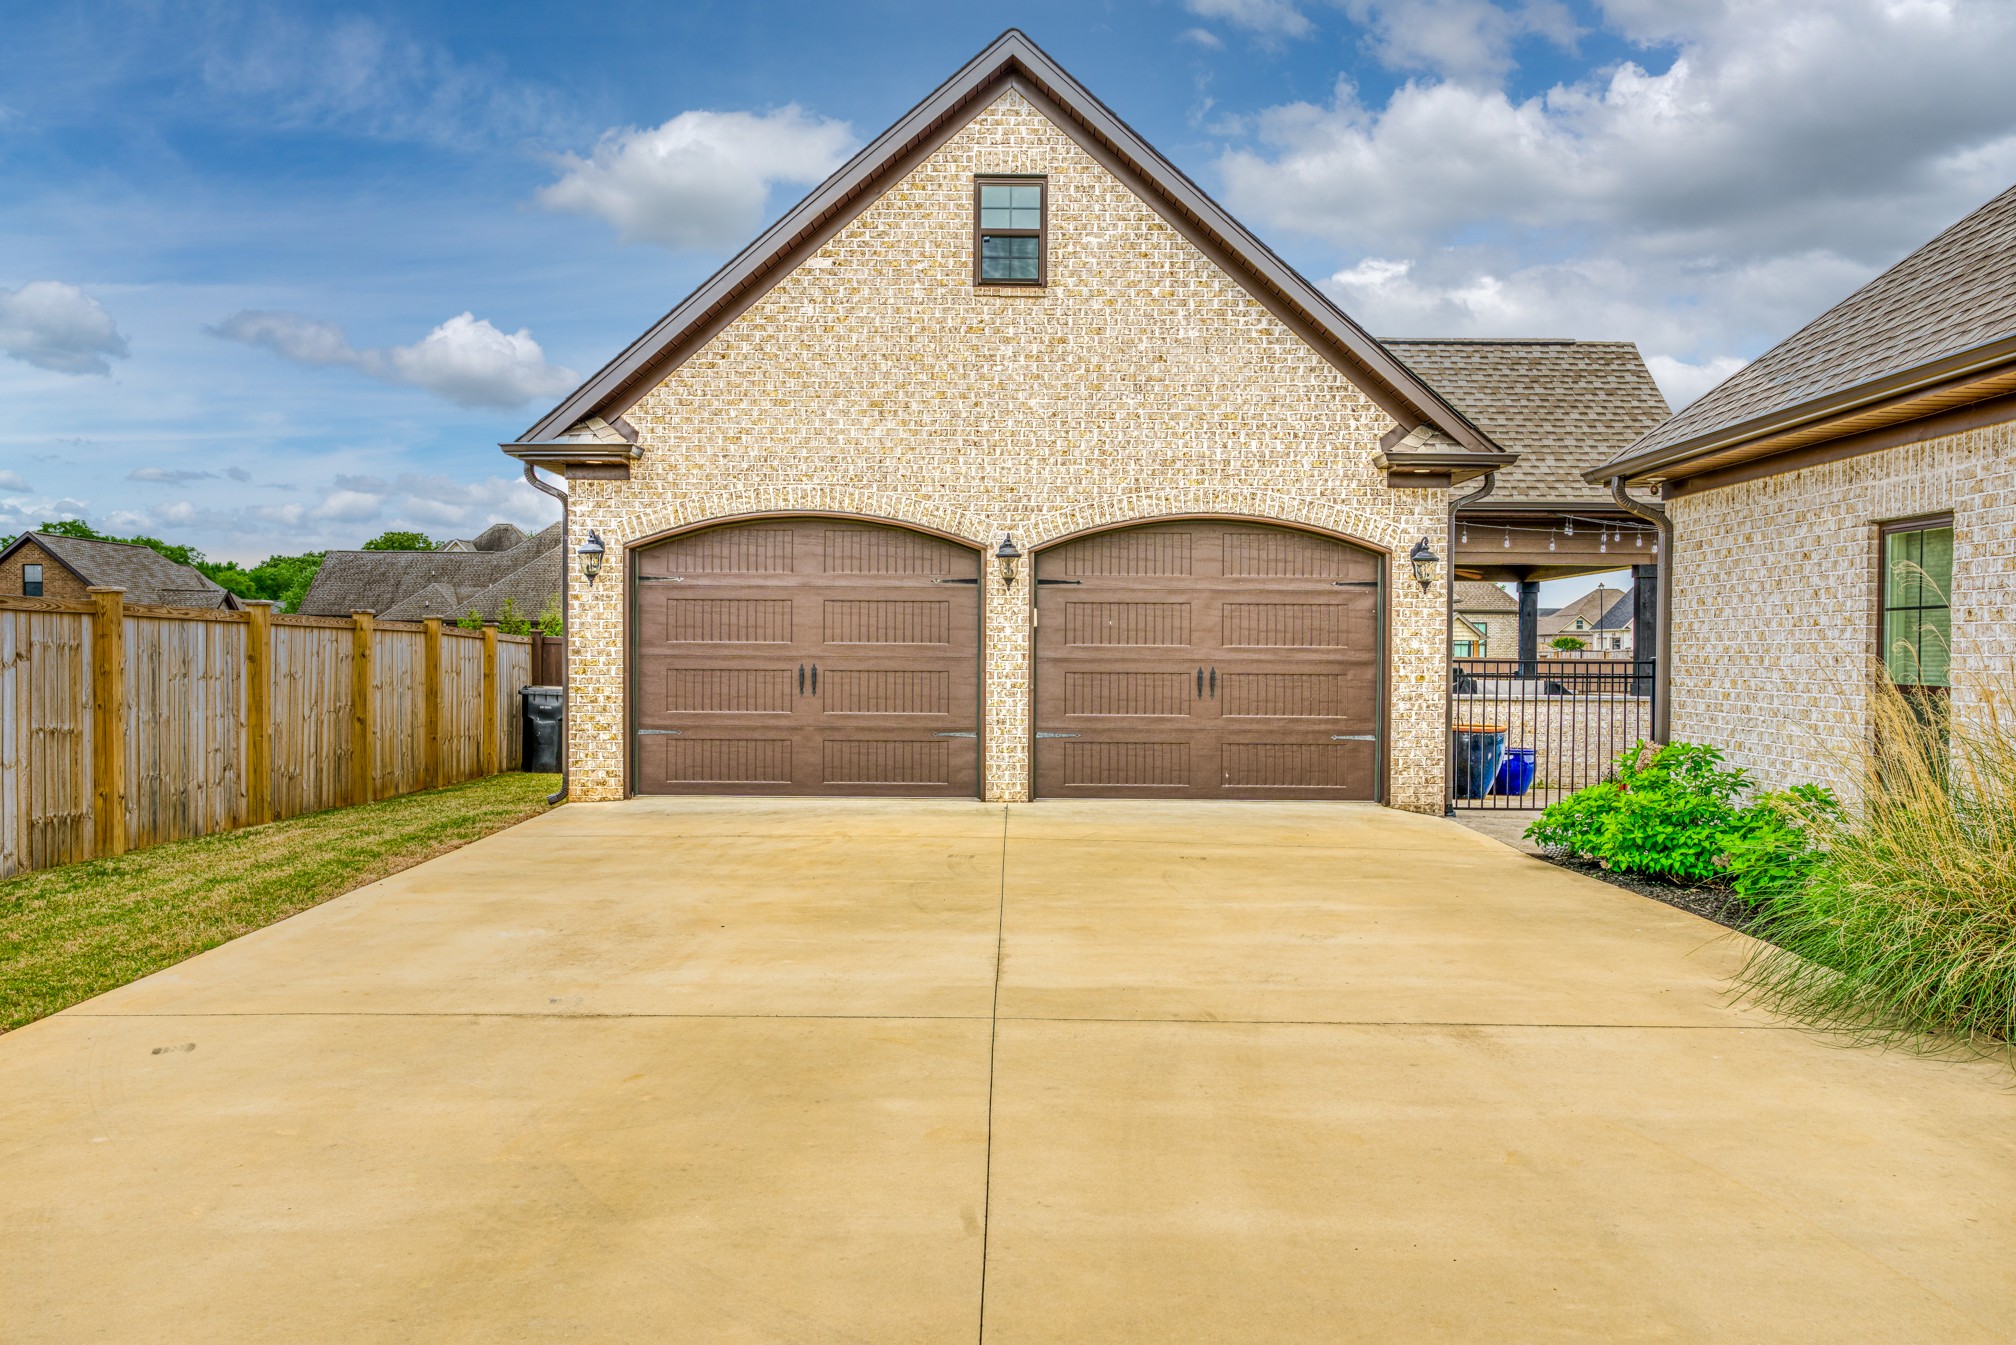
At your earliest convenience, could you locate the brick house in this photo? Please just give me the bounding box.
[1453,582,1516,657]
[505,31,1531,810]
[0,531,239,609]
[1590,182,2016,795]
[1538,586,1633,654]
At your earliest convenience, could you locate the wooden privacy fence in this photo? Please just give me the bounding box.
[0,589,534,879]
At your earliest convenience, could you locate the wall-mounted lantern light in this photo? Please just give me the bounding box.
[1408,537,1439,591]
[578,529,606,585]
[995,534,1023,587]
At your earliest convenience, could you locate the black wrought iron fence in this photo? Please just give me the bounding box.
[1451,658,1656,811]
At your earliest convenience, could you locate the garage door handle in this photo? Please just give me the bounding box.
[1209,667,1217,698]
[798,664,805,695]
[1196,667,1204,698]
[810,664,818,694]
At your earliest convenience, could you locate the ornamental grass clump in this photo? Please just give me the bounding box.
[1740,680,2016,1048]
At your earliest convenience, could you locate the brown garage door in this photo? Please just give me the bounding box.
[1035,521,1381,800]
[632,520,979,796]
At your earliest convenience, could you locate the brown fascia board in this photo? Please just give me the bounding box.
[511,29,1499,457]
[499,441,641,468]
[1588,330,2016,485]
[1373,448,1517,485]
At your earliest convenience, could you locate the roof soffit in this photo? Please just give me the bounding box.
[513,30,1498,455]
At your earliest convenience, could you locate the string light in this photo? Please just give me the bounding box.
[1502,529,1511,548]
[1460,525,1468,543]
[1564,520,1575,536]
[1548,531,1556,551]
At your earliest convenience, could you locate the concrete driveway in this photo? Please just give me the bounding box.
[4,799,2015,1343]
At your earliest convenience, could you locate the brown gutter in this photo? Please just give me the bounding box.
[1606,476,1671,742]
[1591,331,2016,485]
[521,464,570,806]
[1445,471,1496,815]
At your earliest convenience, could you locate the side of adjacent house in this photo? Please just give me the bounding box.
[0,531,239,609]
[1593,182,2016,797]
[503,32,1516,810]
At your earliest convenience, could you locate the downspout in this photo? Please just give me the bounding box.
[1446,471,1497,814]
[523,463,570,805]
[1607,475,1673,743]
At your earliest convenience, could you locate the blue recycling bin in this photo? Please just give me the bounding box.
[1453,724,1506,799]
[1491,746,1537,796]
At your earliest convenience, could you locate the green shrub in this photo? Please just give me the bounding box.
[496,598,532,636]
[1526,741,1838,888]
[536,596,563,637]
[1741,680,2016,1047]
[456,610,484,631]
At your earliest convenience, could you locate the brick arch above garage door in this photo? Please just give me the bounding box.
[1033,520,1383,800]
[631,518,981,796]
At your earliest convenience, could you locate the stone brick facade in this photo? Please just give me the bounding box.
[1668,418,2016,798]
[0,540,85,602]
[562,89,1455,810]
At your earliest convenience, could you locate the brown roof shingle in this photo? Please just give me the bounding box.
[1381,339,1670,506]
[299,523,561,620]
[1454,580,1517,612]
[1615,183,2016,465]
[12,532,237,608]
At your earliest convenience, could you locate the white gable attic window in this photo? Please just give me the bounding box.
[974,177,1046,286]
[22,563,42,597]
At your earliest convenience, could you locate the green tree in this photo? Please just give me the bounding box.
[1550,635,1587,651]
[360,530,435,551]
[537,596,563,637]
[496,598,532,636]
[457,610,484,632]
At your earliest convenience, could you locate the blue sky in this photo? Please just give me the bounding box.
[5,0,2016,569]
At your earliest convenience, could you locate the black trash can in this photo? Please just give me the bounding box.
[520,685,564,774]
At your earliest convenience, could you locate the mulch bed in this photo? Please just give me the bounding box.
[1538,853,1758,933]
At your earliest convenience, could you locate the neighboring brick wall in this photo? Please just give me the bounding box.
[1668,418,2016,797]
[1460,611,1520,657]
[564,88,1453,810]
[0,541,86,602]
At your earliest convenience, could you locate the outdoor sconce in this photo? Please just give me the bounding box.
[578,529,606,585]
[1408,537,1439,591]
[995,534,1023,587]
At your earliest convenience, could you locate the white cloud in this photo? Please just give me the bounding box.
[1180,27,1227,49]
[0,470,29,491]
[1643,354,1747,409]
[0,281,130,375]
[129,466,217,484]
[210,310,578,410]
[1340,0,1580,84]
[1220,0,2016,377]
[1184,0,1313,40]
[538,106,858,250]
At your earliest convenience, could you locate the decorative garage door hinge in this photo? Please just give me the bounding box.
[932,577,979,584]
[933,731,978,738]
[637,575,685,582]
[636,728,683,735]
[1035,732,1079,739]
[1330,734,1375,741]
[1332,580,1378,588]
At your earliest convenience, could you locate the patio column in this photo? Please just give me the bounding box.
[1516,578,1540,678]
[1632,563,1658,700]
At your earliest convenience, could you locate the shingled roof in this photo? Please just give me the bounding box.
[1539,585,1632,636]
[1454,580,1517,612]
[1381,339,1670,506]
[299,523,561,622]
[2,531,238,609]
[1601,183,2016,479]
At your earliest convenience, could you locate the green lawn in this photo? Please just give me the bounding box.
[0,773,559,1032]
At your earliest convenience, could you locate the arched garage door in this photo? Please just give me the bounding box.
[632,519,980,796]
[1035,521,1381,800]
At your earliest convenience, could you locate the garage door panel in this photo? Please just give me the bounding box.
[1036,522,1381,800]
[634,520,979,798]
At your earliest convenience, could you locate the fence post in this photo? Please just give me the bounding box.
[88,586,128,858]
[480,624,499,776]
[422,617,444,791]
[244,601,275,826]
[350,611,375,805]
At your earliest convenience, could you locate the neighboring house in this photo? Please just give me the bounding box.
[1452,613,1490,659]
[1454,581,1517,657]
[1538,585,1634,653]
[298,522,561,623]
[502,31,1523,811]
[0,531,239,609]
[1591,180,2016,795]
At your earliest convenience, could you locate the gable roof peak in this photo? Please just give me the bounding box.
[506,28,1499,461]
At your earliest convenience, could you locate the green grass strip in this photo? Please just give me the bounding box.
[0,773,559,1032]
